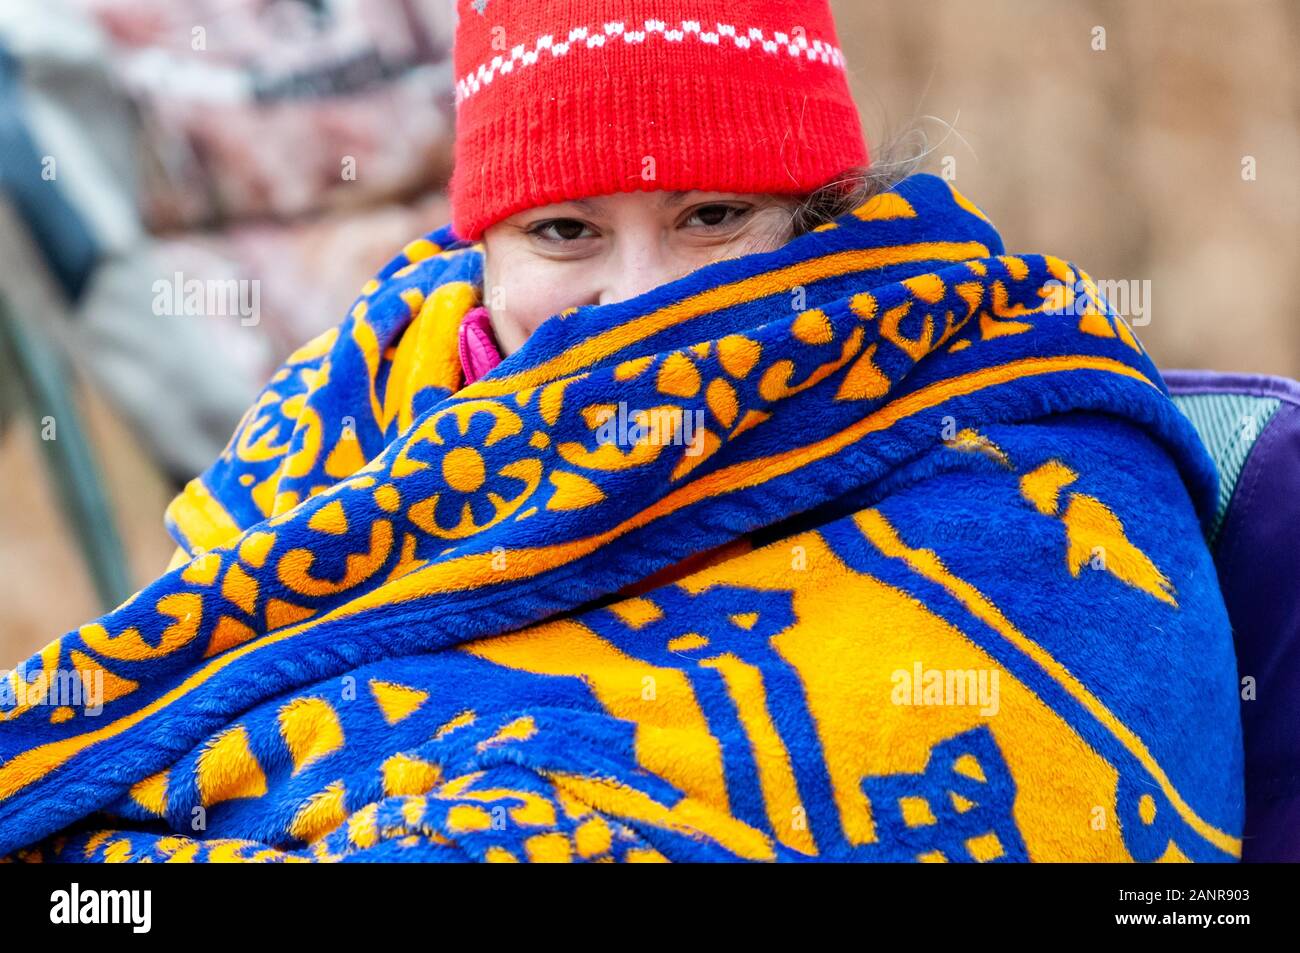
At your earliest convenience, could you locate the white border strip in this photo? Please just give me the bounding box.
[455,19,848,104]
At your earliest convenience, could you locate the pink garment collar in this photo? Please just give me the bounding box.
[457,305,503,386]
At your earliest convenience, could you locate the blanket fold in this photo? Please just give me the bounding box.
[0,173,1244,863]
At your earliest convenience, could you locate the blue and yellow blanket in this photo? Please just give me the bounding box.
[0,174,1244,862]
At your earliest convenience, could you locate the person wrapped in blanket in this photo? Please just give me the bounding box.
[0,0,1243,863]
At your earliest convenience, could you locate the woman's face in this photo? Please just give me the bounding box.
[480,190,800,355]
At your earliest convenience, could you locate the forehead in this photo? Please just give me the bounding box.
[539,190,758,215]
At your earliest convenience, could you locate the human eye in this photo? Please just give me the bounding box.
[525,218,597,243]
[682,203,752,231]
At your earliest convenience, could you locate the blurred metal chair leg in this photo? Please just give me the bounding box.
[0,293,132,610]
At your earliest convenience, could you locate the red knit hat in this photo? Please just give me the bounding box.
[449,0,869,241]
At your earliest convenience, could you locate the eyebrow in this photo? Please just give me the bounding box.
[567,190,695,213]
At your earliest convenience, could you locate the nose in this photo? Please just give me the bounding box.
[598,237,684,307]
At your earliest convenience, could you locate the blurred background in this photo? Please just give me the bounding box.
[1,0,1296,660]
